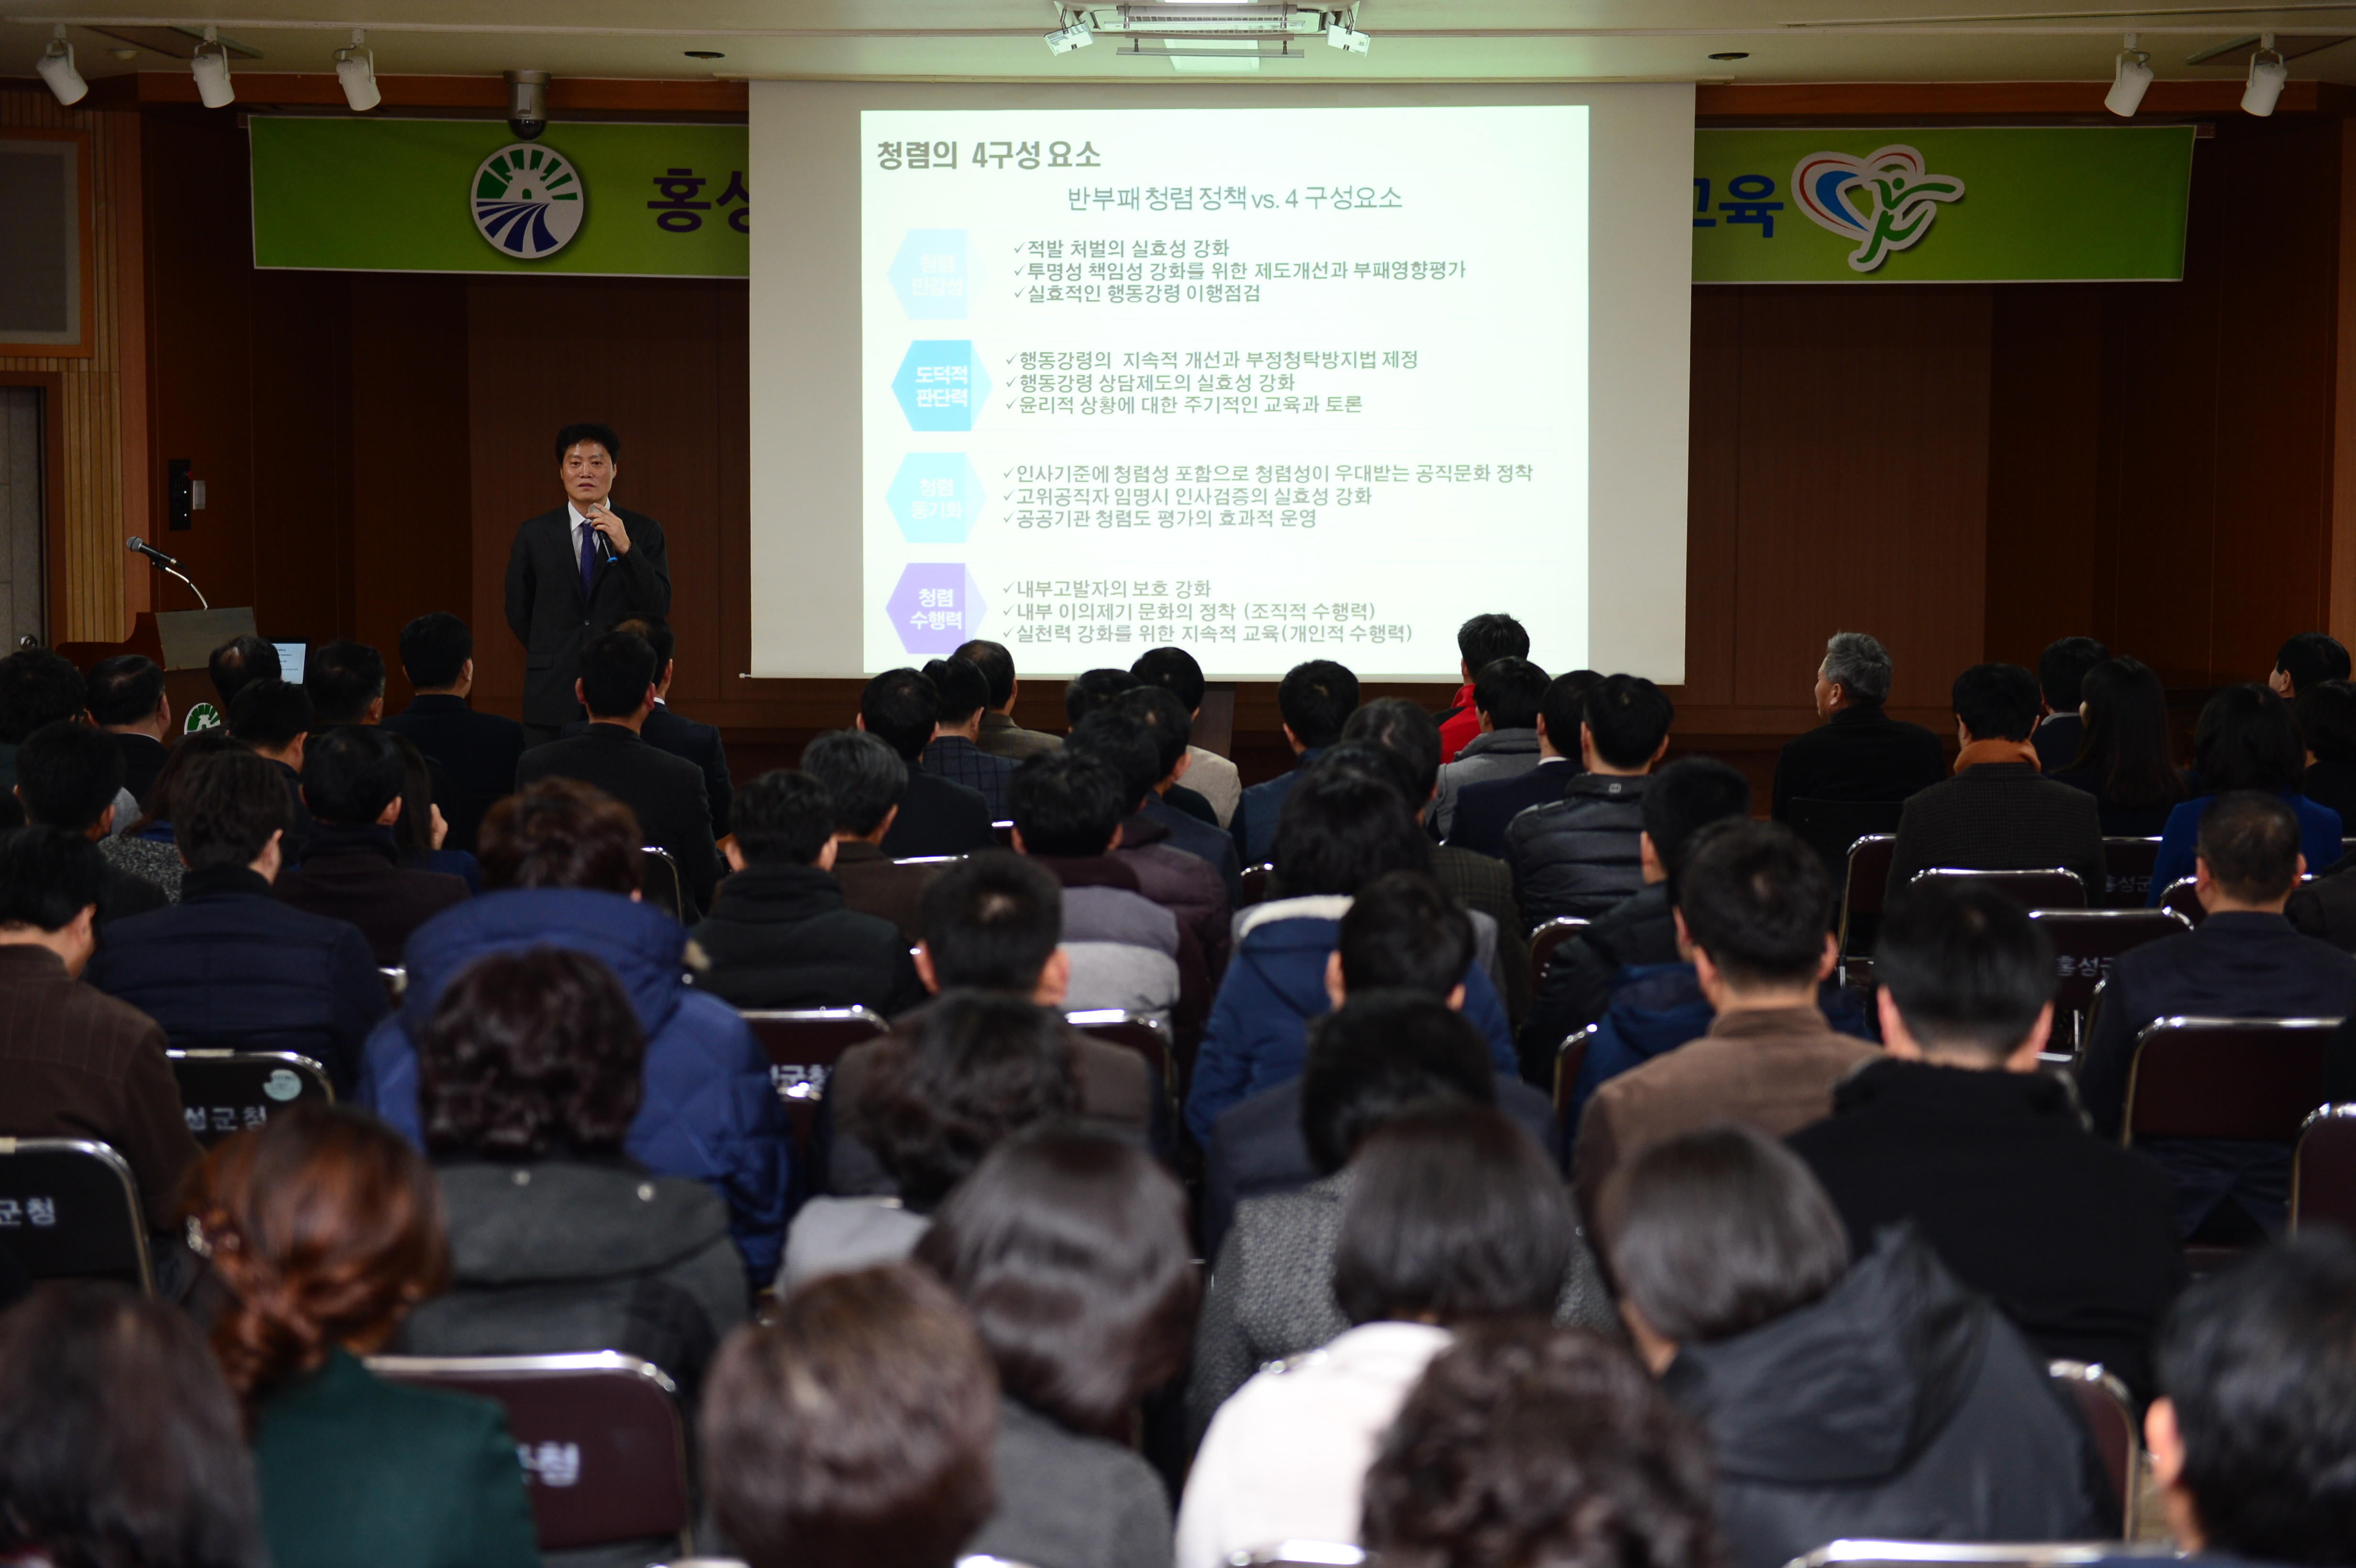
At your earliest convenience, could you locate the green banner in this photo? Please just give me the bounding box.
[250,117,748,277]
[1694,126,2192,283]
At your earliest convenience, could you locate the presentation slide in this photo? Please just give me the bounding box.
[859,106,1586,678]
[749,83,1693,682]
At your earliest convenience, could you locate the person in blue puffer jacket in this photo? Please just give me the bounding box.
[358,779,791,1281]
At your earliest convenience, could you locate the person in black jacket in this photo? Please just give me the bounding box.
[226,679,316,867]
[86,747,385,1094]
[1770,631,1947,821]
[516,629,722,920]
[691,767,924,1016]
[383,612,528,859]
[86,653,171,807]
[859,667,995,859]
[560,613,731,836]
[1788,880,2185,1404]
[11,721,167,929]
[272,727,469,968]
[2295,678,2356,833]
[1504,673,1671,927]
[2031,635,2108,774]
[1600,1125,2110,1568]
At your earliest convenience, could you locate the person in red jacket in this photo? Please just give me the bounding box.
[1438,613,1532,764]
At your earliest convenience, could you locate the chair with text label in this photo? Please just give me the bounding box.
[167,1050,333,1146]
[2049,1360,2140,1536]
[742,1007,893,1171]
[2122,1017,2337,1149]
[1067,1008,1179,1105]
[2025,909,2192,1064]
[2157,876,2206,928]
[2292,1103,2356,1237]
[1528,916,1592,985]
[0,1138,152,1295]
[2100,838,2163,909]
[1787,798,1908,894]
[1909,866,2087,912]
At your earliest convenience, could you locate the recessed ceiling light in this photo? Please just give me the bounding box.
[110,46,136,58]
[1709,51,1748,60]
[685,49,724,58]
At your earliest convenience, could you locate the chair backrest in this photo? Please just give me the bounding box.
[0,1138,152,1294]
[368,1352,688,1553]
[1529,916,1592,981]
[2026,909,2192,1015]
[379,965,407,1005]
[992,820,1015,848]
[1787,1545,2167,1568]
[167,1050,334,1145]
[1787,797,1909,889]
[2158,876,2205,927]
[2123,1017,2339,1143]
[1836,834,1897,959]
[1240,862,1275,908]
[2100,837,2162,908]
[741,1007,893,1160]
[2049,1360,2139,1536]
[1066,1009,1175,1093]
[2292,1103,2356,1235]
[1909,866,2087,910]
[640,846,685,921]
[1554,1024,1596,1122]
[1227,1546,1369,1568]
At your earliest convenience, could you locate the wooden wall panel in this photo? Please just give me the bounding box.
[1682,288,1743,710]
[1984,285,2103,669]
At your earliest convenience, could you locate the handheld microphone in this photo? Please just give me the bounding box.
[126,535,183,569]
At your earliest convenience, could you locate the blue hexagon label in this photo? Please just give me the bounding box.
[887,229,970,320]
[886,563,987,656]
[892,341,991,432]
[886,453,985,544]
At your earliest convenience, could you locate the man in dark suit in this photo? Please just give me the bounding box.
[273,727,469,967]
[305,640,388,727]
[515,630,720,920]
[383,612,528,858]
[87,654,171,806]
[1119,685,1243,902]
[1231,659,1357,866]
[2032,636,2108,774]
[560,613,730,834]
[1885,663,2105,899]
[1447,670,1596,860]
[859,667,994,859]
[1770,630,1947,821]
[801,728,941,943]
[916,654,1016,818]
[502,422,672,746]
[226,679,316,867]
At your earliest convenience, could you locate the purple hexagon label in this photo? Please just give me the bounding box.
[885,563,987,655]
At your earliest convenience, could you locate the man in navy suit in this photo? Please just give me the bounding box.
[560,613,730,837]
[502,422,672,746]
[383,612,527,858]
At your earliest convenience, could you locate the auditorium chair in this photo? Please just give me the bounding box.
[741,1007,892,1170]
[2100,837,2162,908]
[1555,1023,1597,1123]
[2292,1103,2356,1237]
[640,846,685,921]
[378,965,407,1005]
[1908,866,2086,911]
[2024,909,2191,1063]
[992,820,1015,848]
[1067,1007,1181,1104]
[2157,876,2205,927]
[2049,1360,2139,1536]
[166,1049,333,1145]
[369,1351,690,1560]
[1784,1545,2154,1568]
[0,1137,151,1294]
[2122,1017,2335,1149]
[1240,862,1275,908]
[1528,916,1592,982]
[1787,797,1907,890]
[1835,834,1897,974]
[1228,1547,1369,1567]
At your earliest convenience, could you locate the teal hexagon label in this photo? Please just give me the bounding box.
[891,341,991,432]
[885,453,985,544]
[887,229,970,320]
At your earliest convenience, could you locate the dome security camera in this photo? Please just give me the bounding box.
[505,70,549,140]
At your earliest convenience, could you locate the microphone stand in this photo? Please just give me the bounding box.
[158,561,211,610]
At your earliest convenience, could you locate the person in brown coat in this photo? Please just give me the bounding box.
[272,727,468,967]
[0,828,202,1234]
[1573,819,1878,1218]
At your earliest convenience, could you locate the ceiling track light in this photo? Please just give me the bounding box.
[334,28,379,112]
[2105,32,2152,116]
[189,25,233,108]
[35,22,86,106]
[1045,14,1094,54]
[1048,4,1369,56]
[2243,32,2289,116]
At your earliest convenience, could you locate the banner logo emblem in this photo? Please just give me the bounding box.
[472,143,585,259]
[1793,145,1965,272]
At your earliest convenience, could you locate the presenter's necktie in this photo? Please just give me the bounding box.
[578,521,597,601]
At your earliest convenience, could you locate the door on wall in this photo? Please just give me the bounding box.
[0,386,42,651]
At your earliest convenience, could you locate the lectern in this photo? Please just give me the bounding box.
[55,608,258,731]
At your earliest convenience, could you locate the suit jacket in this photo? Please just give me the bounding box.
[272,823,471,968]
[515,723,720,920]
[1885,762,2106,901]
[977,709,1062,761]
[1448,755,1579,861]
[108,731,168,807]
[1771,704,1948,821]
[880,767,996,859]
[502,503,673,728]
[382,695,528,857]
[565,699,731,838]
[1231,748,1323,867]
[921,734,1018,819]
[1434,843,1533,1025]
[830,839,941,943]
[2032,712,2085,773]
[1145,792,1243,904]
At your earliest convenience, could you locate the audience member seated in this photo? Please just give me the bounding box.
[1189,993,1607,1442]
[1067,708,1233,975]
[859,665,995,858]
[1362,1318,1721,1568]
[2129,1234,2356,1568]
[1788,880,2185,1403]
[557,613,733,834]
[0,647,86,792]
[1436,612,1530,765]
[1430,655,1550,839]
[1189,764,1517,1143]
[108,727,247,902]
[1602,1125,2109,1568]
[2271,629,2352,698]
[382,611,528,857]
[1506,673,1673,927]
[2149,684,2345,900]
[12,720,167,926]
[916,1129,1197,1568]
[1200,873,1561,1257]
[1061,665,1139,729]
[918,654,1018,817]
[1116,683,1245,897]
[358,779,792,1279]
[517,628,722,919]
[397,948,748,1415]
[787,989,1078,1291]
[0,1283,264,1568]
[1009,749,1208,1042]
[0,828,202,1245]
[1232,658,1358,865]
[2032,634,2109,773]
[958,636,1062,761]
[1521,757,1752,1081]
[226,678,316,865]
[271,727,468,967]
[1132,644,1240,827]
[1885,661,2105,898]
[700,1263,1000,1568]
[206,633,280,713]
[2084,791,2356,1238]
[2297,678,2356,831]
[1769,630,1946,819]
[2048,654,2195,836]
[801,728,937,941]
[1447,669,1600,860]
[189,1107,539,1568]
[1178,1103,1574,1568]
[87,652,173,806]
[88,748,385,1095]
[690,768,923,1015]
[304,638,386,727]
[1571,820,1876,1217]
[384,730,480,891]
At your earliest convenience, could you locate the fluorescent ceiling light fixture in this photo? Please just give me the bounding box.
[35,24,86,105]
[335,28,379,111]
[2105,32,2151,116]
[2244,32,2288,114]
[1077,5,1326,34]
[190,25,233,108]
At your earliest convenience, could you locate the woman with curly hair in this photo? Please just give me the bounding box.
[186,1103,538,1568]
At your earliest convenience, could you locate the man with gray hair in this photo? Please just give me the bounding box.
[1770,631,1946,822]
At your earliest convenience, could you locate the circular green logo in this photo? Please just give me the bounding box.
[472,143,586,260]
[184,701,220,734]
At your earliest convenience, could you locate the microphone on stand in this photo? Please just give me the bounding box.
[126,535,212,610]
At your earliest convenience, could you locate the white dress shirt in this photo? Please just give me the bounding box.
[567,496,619,570]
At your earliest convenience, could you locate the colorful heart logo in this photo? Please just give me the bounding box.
[1790,145,1966,272]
